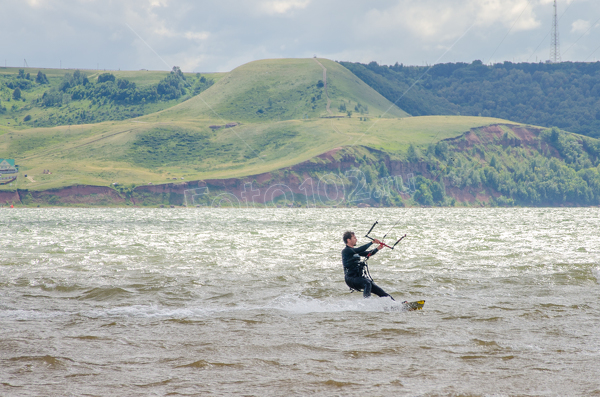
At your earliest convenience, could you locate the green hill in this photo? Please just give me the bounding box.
[147,58,408,122]
[0,57,423,191]
[4,57,599,208]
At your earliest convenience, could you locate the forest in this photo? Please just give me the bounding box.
[341,60,600,138]
[319,125,600,208]
[0,67,213,127]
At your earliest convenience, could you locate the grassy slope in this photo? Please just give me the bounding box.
[145,58,408,123]
[1,115,514,191]
[0,59,518,192]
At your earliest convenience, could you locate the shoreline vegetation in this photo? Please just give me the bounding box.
[2,124,599,208]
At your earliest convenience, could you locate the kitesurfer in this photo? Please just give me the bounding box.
[341,231,393,299]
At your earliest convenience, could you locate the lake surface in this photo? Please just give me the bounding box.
[1,208,599,396]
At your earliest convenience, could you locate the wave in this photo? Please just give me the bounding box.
[78,295,398,319]
[175,360,239,369]
[593,266,600,284]
[0,309,68,320]
[264,294,409,314]
[9,355,73,367]
[0,294,412,321]
[77,287,134,301]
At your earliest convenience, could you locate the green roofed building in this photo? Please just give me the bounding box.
[0,159,18,184]
[0,159,17,173]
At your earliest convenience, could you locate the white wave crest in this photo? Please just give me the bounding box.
[266,294,401,314]
[593,267,600,284]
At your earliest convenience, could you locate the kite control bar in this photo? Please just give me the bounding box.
[364,220,406,250]
[361,220,406,277]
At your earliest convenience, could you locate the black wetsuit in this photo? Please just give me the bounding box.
[341,242,392,299]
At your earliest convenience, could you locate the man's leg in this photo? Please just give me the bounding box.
[345,277,372,298]
[370,282,394,300]
[362,279,372,298]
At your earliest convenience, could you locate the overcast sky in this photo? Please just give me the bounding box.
[2,0,600,73]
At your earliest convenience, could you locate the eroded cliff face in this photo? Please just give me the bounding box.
[4,124,588,207]
[2,157,421,207]
[2,185,126,207]
[0,190,20,206]
[30,185,127,204]
[128,145,436,207]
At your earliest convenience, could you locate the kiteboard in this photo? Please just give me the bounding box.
[402,300,425,311]
[384,300,425,312]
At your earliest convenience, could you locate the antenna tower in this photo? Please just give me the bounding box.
[550,0,561,63]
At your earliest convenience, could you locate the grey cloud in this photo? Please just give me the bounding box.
[2,0,600,72]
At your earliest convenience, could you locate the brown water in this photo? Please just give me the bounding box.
[1,208,599,396]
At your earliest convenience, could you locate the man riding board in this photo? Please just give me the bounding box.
[341,231,394,300]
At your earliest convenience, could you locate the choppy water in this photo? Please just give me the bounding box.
[1,208,599,396]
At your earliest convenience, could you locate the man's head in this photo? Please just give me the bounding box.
[343,231,357,247]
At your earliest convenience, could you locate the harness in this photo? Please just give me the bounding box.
[348,259,373,293]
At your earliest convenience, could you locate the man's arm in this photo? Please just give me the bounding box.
[352,242,373,255]
[353,239,383,254]
[361,247,377,257]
